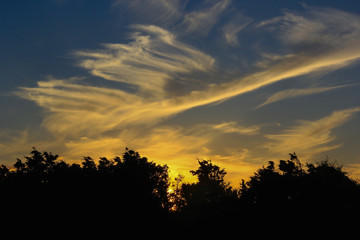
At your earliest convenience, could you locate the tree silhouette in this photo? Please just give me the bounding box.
[240,153,360,223]
[0,147,171,228]
[178,159,239,228]
[116,148,170,214]
[1,148,359,230]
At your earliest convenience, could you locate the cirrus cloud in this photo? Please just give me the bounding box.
[265,107,360,159]
[255,84,356,109]
[13,4,360,181]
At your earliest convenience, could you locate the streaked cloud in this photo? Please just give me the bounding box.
[256,84,355,109]
[346,162,360,178]
[281,8,360,48]
[212,122,260,135]
[112,0,184,27]
[222,15,252,46]
[19,6,360,134]
[182,0,231,35]
[70,7,360,118]
[12,3,360,180]
[0,129,29,158]
[265,107,360,159]
[75,25,215,97]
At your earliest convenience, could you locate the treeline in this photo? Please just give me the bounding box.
[1,148,360,229]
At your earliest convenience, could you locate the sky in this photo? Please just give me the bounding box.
[1,0,360,184]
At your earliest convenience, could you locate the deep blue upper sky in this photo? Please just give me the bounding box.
[1,0,359,88]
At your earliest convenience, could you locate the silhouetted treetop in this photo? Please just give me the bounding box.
[179,159,239,227]
[240,153,360,222]
[0,148,359,230]
[278,152,304,176]
[0,147,171,226]
[190,159,227,185]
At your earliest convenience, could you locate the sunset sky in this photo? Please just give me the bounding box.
[1,0,360,184]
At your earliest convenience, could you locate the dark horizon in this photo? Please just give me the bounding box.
[1,147,359,231]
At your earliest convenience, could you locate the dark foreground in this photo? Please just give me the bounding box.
[1,148,359,233]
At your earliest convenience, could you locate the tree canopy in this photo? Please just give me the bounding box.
[1,148,359,231]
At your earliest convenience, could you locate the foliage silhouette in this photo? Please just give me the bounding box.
[0,147,171,227]
[172,159,241,229]
[240,153,360,224]
[1,148,360,230]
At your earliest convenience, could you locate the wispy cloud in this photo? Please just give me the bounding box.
[265,107,360,159]
[182,0,231,35]
[222,15,252,46]
[18,6,360,140]
[346,162,360,178]
[112,0,184,27]
[258,7,360,49]
[256,84,356,109]
[14,3,360,180]
[0,129,29,158]
[19,6,360,133]
[212,122,260,135]
[164,8,360,111]
[105,5,360,110]
[75,25,215,97]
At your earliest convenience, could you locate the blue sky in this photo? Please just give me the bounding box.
[1,0,360,183]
